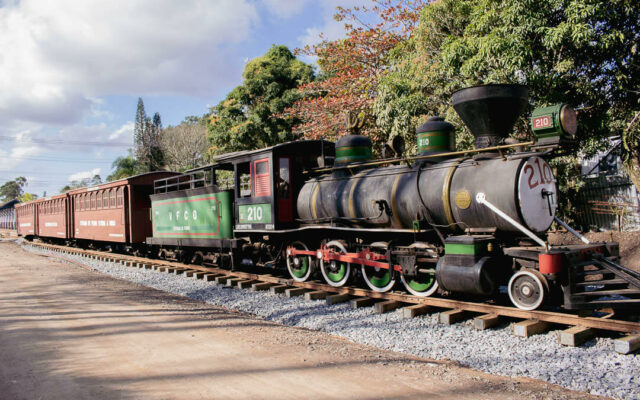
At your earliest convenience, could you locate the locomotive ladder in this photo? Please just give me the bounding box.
[565,253,640,310]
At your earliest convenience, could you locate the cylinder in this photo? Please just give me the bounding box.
[436,256,499,296]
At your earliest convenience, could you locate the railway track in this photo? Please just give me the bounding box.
[25,240,640,354]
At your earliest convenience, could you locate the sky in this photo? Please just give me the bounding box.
[0,0,359,197]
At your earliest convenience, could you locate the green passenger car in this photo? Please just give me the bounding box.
[151,188,233,240]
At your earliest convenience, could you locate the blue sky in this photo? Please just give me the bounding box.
[0,0,357,196]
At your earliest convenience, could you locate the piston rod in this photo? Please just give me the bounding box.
[475,192,548,250]
[553,216,590,244]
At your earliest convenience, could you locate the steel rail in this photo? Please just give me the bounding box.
[27,241,640,334]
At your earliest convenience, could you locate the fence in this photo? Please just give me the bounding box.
[574,173,640,231]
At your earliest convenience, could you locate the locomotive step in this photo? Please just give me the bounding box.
[575,271,616,279]
[575,278,628,286]
[572,288,640,297]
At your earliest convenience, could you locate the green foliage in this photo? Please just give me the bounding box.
[376,0,640,159]
[60,175,102,193]
[20,192,37,202]
[107,155,137,182]
[206,45,314,156]
[0,176,27,202]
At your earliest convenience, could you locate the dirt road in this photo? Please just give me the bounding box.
[0,242,605,399]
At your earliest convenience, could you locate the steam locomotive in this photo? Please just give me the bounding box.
[17,84,640,311]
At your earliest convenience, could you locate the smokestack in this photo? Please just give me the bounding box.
[452,84,528,149]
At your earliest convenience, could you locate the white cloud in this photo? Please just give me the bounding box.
[260,0,309,19]
[0,141,43,172]
[0,0,259,127]
[68,168,101,182]
[108,122,135,141]
[297,0,361,52]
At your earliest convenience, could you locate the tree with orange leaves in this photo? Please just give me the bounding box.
[283,1,428,149]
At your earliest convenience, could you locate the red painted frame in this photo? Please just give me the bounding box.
[253,158,271,197]
[287,245,404,272]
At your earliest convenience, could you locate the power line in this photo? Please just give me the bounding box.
[0,156,114,164]
[0,134,132,148]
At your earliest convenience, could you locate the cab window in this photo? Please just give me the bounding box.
[253,159,271,197]
[278,157,290,199]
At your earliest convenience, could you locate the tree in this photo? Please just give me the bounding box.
[206,45,315,156]
[376,0,640,186]
[134,97,147,163]
[161,116,209,171]
[107,154,137,182]
[20,193,37,202]
[134,98,165,173]
[149,112,165,171]
[0,177,27,202]
[284,1,426,146]
[60,175,102,193]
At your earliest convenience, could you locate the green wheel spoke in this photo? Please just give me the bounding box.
[287,241,313,282]
[365,269,391,288]
[290,257,309,278]
[407,275,435,292]
[327,263,347,282]
[401,270,438,297]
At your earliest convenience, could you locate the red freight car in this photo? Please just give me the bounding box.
[69,172,179,246]
[37,193,71,240]
[15,200,38,237]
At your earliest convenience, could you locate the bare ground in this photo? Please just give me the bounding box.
[0,241,610,400]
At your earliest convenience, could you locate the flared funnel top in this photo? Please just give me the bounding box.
[452,84,528,148]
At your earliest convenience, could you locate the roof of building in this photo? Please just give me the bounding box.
[0,199,19,210]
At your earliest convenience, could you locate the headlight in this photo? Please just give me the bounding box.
[531,104,577,145]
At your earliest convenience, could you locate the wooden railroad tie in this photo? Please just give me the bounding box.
[214,276,230,285]
[192,271,206,279]
[513,319,551,337]
[325,293,353,305]
[225,278,245,287]
[474,314,502,330]
[351,297,377,309]
[251,282,276,291]
[439,309,471,325]
[614,334,640,354]
[558,325,596,347]
[285,287,309,297]
[402,304,435,319]
[269,284,291,294]
[237,280,259,289]
[304,290,328,300]
[375,300,404,314]
[184,270,200,278]
[202,273,219,282]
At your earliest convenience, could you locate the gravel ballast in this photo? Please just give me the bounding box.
[26,244,640,400]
